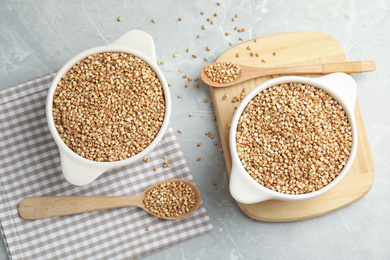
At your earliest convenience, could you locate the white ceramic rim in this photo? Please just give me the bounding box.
[46,44,172,168]
[229,74,358,201]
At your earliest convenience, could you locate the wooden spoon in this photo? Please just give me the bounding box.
[18,178,201,220]
[200,61,376,88]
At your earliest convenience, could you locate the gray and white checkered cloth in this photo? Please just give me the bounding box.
[0,73,213,260]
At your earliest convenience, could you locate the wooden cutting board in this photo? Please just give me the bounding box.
[209,32,375,222]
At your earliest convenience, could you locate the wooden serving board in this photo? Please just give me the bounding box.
[209,32,375,222]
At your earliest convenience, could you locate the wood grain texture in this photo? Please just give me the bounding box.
[209,32,375,222]
[19,196,144,219]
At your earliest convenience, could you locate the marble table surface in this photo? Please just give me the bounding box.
[1,0,389,259]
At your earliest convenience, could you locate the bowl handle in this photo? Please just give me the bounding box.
[229,161,273,204]
[110,30,157,63]
[316,72,357,113]
[60,151,109,186]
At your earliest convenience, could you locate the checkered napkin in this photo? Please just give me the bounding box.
[0,73,213,260]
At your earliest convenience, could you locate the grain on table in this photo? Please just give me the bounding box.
[205,131,215,139]
[53,52,165,162]
[236,83,352,194]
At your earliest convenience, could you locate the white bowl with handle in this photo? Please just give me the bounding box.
[229,73,358,204]
[46,30,171,186]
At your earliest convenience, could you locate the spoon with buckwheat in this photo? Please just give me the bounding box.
[19,178,201,220]
[200,61,376,88]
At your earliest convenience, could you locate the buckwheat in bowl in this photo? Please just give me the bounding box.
[46,30,171,186]
[229,73,358,204]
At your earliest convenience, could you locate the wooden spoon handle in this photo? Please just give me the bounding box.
[322,61,376,74]
[19,196,143,219]
[242,61,375,82]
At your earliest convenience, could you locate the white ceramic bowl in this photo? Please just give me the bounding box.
[229,73,358,204]
[46,30,171,186]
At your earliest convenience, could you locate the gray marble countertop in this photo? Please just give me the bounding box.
[1,0,389,259]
